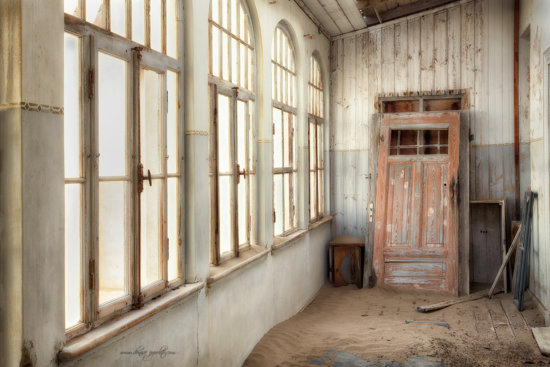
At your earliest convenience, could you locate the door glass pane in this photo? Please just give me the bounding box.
[110,0,126,37]
[141,179,163,288]
[86,0,104,27]
[98,52,127,177]
[150,0,162,52]
[167,177,179,280]
[274,174,283,236]
[64,33,81,178]
[167,71,179,174]
[140,69,163,174]
[217,94,231,173]
[166,0,178,58]
[273,108,282,168]
[218,176,232,254]
[99,181,128,304]
[65,184,82,328]
[132,0,145,45]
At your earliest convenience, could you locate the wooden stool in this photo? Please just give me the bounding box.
[329,236,365,288]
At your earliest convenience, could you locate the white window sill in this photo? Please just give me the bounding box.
[58,282,204,362]
[207,245,270,285]
[272,215,332,252]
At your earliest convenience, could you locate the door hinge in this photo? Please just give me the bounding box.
[273,210,276,223]
[89,259,95,290]
[273,123,275,135]
[88,68,95,99]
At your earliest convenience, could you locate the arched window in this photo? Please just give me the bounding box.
[272,25,297,236]
[209,0,256,265]
[308,56,324,221]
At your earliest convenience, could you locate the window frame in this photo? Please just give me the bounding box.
[63,6,184,339]
[308,55,324,223]
[272,24,298,237]
[208,0,257,265]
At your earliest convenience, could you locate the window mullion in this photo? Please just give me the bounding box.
[231,90,239,257]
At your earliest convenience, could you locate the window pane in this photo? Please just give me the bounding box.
[64,33,81,179]
[231,38,238,85]
[283,112,290,167]
[150,0,162,52]
[167,177,180,280]
[65,184,82,328]
[141,179,163,288]
[211,0,219,23]
[310,172,316,220]
[166,0,178,58]
[99,181,128,304]
[212,26,220,77]
[221,0,228,29]
[110,0,126,37]
[222,31,229,80]
[86,0,105,27]
[65,0,79,16]
[167,71,179,174]
[217,94,231,173]
[140,69,163,174]
[284,173,291,231]
[273,108,282,168]
[318,169,324,214]
[98,52,127,177]
[317,124,323,168]
[237,100,246,166]
[132,0,145,45]
[238,178,247,246]
[218,175,232,254]
[273,174,283,236]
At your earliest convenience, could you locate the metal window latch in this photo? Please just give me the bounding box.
[138,163,152,193]
[236,164,247,184]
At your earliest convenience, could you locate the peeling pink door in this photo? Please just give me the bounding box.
[373,113,460,295]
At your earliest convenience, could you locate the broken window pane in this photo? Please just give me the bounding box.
[65,0,80,16]
[98,52,127,177]
[86,0,105,27]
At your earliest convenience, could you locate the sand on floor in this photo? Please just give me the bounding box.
[244,284,546,367]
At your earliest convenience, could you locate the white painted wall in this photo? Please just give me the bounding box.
[0,0,332,366]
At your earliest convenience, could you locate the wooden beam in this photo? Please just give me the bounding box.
[362,0,459,27]
[292,0,331,38]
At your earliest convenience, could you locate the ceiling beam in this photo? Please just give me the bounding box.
[362,0,459,27]
[293,0,332,38]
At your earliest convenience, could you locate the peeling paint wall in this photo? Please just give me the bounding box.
[329,0,516,283]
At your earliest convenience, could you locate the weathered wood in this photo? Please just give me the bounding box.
[489,224,521,298]
[373,112,460,295]
[363,0,459,27]
[532,327,550,356]
[420,13,434,92]
[417,289,488,312]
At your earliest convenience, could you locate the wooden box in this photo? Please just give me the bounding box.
[329,236,365,288]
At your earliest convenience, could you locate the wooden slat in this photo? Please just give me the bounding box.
[407,17,421,93]
[420,13,434,93]
[433,10,448,91]
[394,21,408,94]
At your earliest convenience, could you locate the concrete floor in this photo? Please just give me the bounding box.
[245,284,547,367]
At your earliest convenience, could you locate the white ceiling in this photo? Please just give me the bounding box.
[300,0,366,36]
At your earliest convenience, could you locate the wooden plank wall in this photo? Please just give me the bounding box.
[330,0,516,241]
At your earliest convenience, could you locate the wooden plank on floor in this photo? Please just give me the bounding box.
[474,306,497,339]
[486,298,514,340]
[500,297,532,340]
[533,327,550,356]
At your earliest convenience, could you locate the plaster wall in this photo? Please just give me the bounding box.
[1,0,333,366]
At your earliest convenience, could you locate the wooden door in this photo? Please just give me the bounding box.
[373,113,460,295]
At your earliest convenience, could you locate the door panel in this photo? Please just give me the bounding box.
[373,112,460,295]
